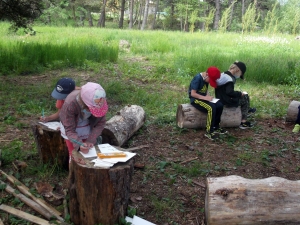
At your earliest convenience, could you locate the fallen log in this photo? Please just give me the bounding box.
[102,105,146,146]
[0,204,51,225]
[286,100,300,122]
[205,175,300,225]
[176,104,241,129]
[0,170,63,221]
[69,150,134,225]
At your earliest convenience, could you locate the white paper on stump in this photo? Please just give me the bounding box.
[39,121,60,131]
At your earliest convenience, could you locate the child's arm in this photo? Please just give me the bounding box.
[40,109,60,122]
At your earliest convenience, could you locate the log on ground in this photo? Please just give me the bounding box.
[205,175,300,225]
[31,121,69,170]
[286,100,300,122]
[102,105,146,146]
[176,104,241,129]
[69,151,134,225]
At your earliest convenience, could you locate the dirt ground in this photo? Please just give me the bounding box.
[1,72,300,225]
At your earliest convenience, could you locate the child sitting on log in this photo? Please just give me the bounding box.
[59,82,108,162]
[213,61,256,129]
[188,66,227,140]
[40,77,79,122]
[292,105,300,133]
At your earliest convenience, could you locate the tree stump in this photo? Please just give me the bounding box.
[102,105,146,146]
[31,121,69,170]
[286,100,300,122]
[205,175,300,225]
[176,104,241,129]
[69,150,134,225]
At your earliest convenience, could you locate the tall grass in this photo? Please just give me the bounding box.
[1,23,299,86]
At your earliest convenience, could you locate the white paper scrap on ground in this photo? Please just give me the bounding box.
[125,216,156,225]
[39,121,60,131]
[79,147,97,158]
[210,98,220,103]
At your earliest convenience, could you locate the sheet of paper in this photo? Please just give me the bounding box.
[79,147,97,158]
[210,98,219,103]
[132,215,156,225]
[242,91,248,95]
[91,158,114,168]
[98,144,121,153]
[39,121,60,131]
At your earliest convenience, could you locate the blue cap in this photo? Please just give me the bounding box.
[51,78,75,100]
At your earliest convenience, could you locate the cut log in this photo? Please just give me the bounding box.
[286,100,300,122]
[102,105,146,146]
[205,175,300,225]
[68,150,134,225]
[176,104,241,129]
[31,121,69,170]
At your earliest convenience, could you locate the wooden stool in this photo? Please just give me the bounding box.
[68,151,134,225]
[31,121,69,170]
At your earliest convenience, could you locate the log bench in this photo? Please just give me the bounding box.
[205,175,300,225]
[31,105,145,169]
[176,104,241,129]
[286,100,300,122]
[69,150,134,225]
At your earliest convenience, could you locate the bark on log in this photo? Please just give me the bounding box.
[68,150,134,225]
[31,121,69,170]
[205,175,300,225]
[176,104,241,129]
[102,105,146,146]
[286,100,300,122]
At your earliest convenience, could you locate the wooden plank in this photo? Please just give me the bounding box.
[0,204,50,225]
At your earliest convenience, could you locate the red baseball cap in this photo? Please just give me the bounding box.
[206,67,221,88]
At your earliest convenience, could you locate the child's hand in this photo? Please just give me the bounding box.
[80,142,94,154]
[40,116,48,122]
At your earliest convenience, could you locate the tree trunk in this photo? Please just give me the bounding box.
[205,175,300,225]
[97,0,107,27]
[213,0,220,30]
[31,121,69,170]
[151,0,159,29]
[286,100,300,122]
[69,150,134,225]
[71,0,76,26]
[102,105,146,146]
[176,104,241,129]
[87,10,93,27]
[129,0,134,28]
[141,0,149,30]
[119,0,126,28]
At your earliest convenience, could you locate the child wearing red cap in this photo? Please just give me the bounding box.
[59,82,108,162]
[214,61,256,129]
[188,66,227,140]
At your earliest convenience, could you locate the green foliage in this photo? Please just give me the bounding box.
[242,3,260,33]
[1,140,25,166]
[219,1,236,33]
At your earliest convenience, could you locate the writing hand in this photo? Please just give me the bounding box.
[79,142,94,154]
[39,116,48,122]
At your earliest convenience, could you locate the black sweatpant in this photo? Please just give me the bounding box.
[191,99,223,133]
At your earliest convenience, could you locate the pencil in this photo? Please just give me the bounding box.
[42,109,44,117]
[70,138,84,146]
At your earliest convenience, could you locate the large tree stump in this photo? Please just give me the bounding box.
[31,121,69,169]
[286,100,300,122]
[176,104,241,129]
[205,175,300,225]
[102,105,146,146]
[69,150,134,225]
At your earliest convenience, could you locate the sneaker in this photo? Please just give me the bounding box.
[293,124,300,133]
[247,108,256,117]
[214,127,228,134]
[239,121,253,129]
[205,132,219,140]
